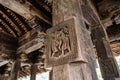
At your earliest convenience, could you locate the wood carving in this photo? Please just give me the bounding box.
[51,26,71,58]
[46,18,85,67]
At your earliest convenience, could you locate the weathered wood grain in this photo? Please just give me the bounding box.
[18,29,37,46]
[0,32,17,56]
[91,26,120,79]
[17,38,44,54]
[49,0,98,80]
[46,18,86,67]
[17,30,45,54]
[0,0,51,25]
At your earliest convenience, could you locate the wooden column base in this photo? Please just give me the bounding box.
[52,62,97,80]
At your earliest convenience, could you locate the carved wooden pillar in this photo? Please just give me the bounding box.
[30,64,37,80]
[10,60,21,80]
[46,0,98,80]
[91,26,120,80]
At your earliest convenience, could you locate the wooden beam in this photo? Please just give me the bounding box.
[0,19,16,37]
[18,29,37,46]
[80,0,100,26]
[0,61,9,67]
[0,0,51,25]
[17,38,43,54]
[0,32,17,56]
[109,34,120,42]
[0,11,22,36]
[17,30,45,54]
[0,31,17,45]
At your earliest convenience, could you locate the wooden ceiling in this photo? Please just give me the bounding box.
[0,4,32,38]
[0,0,119,79]
[0,0,52,78]
[0,0,52,38]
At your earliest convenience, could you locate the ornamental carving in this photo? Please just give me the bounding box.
[46,18,82,67]
[51,26,71,58]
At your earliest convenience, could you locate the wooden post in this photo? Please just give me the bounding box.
[91,26,120,80]
[30,64,37,80]
[49,70,53,80]
[10,60,21,80]
[51,0,98,80]
[0,74,3,80]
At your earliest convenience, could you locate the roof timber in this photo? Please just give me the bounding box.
[0,4,32,38]
[0,61,9,67]
[0,11,22,36]
[0,0,51,25]
[0,0,119,79]
[17,30,45,54]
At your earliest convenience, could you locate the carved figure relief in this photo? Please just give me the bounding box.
[51,26,71,58]
[46,18,84,67]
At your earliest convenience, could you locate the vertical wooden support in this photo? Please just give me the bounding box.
[10,60,21,80]
[0,74,3,80]
[51,0,98,80]
[91,26,120,80]
[49,70,53,80]
[30,64,37,80]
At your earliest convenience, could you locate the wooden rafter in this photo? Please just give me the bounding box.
[0,11,22,36]
[0,0,52,25]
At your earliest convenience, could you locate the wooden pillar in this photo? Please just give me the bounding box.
[30,64,37,80]
[0,75,1,80]
[51,0,98,80]
[10,60,21,80]
[91,26,120,80]
[0,74,3,80]
[1,75,5,80]
[49,70,53,80]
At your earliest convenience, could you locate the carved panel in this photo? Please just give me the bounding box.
[46,18,85,67]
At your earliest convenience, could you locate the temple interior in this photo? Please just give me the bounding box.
[0,0,120,80]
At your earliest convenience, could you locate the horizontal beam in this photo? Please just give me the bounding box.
[17,38,44,54]
[0,61,9,67]
[0,0,51,25]
[18,29,37,46]
[0,32,17,55]
[0,32,17,44]
[17,30,45,54]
